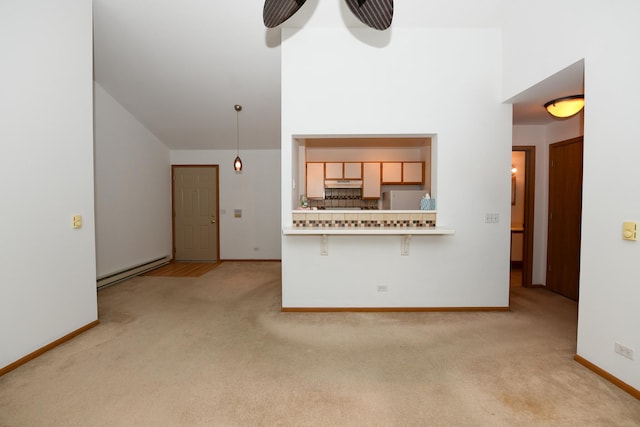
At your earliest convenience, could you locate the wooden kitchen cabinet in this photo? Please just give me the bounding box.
[343,162,362,179]
[382,161,424,185]
[402,162,424,184]
[381,162,402,184]
[325,162,362,179]
[325,162,343,180]
[306,162,325,199]
[362,162,381,199]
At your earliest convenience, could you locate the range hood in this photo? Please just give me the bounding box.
[324,179,363,189]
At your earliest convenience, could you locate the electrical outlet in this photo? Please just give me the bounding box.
[615,342,634,360]
[377,285,388,293]
[485,213,500,223]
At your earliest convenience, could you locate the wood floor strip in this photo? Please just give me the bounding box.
[142,261,222,277]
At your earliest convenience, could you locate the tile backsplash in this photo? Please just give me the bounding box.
[292,212,436,228]
[307,188,379,210]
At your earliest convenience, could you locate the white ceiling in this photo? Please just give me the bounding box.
[93,1,583,150]
[93,0,283,150]
[508,60,584,125]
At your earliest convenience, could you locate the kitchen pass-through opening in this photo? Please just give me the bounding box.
[291,134,436,212]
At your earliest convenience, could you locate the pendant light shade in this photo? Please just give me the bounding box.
[233,104,243,172]
[544,95,584,118]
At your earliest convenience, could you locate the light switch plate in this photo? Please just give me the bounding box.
[72,215,82,229]
[622,221,637,241]
[485,213,500,224]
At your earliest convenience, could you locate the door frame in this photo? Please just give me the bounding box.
[512,146,535,288]
[171,165,220,261]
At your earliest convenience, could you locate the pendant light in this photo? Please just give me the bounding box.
[544,95,584,118]
[233,104,243,172]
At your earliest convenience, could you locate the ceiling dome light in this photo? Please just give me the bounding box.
[544,95,584,118]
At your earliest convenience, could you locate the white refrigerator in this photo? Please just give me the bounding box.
[381,190,425,210]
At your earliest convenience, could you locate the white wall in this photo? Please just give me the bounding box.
[545,114,583,144]
[305,147,424,162]
[94,84,172,277]
[171,150,281,260]
[0,0,96,368]
[281,24,512,307]
[504,1,640,391]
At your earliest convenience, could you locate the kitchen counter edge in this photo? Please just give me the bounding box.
[282,227,455,235]
[292,209,437,213]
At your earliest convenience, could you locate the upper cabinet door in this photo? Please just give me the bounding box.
[402,162,424,184]
[362,162,381,199]
[306,163,325,199]
[343,162,362,179]
[381,162,402,184]
[325,162,343,179]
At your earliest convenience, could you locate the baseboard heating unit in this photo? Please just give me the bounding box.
[96,256,171,289]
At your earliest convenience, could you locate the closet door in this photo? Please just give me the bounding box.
[546,137,583,301]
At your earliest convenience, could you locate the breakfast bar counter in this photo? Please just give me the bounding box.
[281,208,468,309]
[283,227,454,235]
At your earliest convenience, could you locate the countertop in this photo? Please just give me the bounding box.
[282,227,454,235]
[292,209,437,213]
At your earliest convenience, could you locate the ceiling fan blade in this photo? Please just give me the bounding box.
[345,0,393,31]
[263,0,308,28]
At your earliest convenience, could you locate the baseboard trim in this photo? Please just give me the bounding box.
[220,259,281,262]
[525,284,546,288]
[282,306,510,313]
[97,256,171,289]
[574,354,640,400]
[0,320,99,377]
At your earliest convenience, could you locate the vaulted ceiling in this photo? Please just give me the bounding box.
[93,1,583,150]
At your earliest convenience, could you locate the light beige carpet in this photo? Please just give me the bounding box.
[1,261,639,426]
